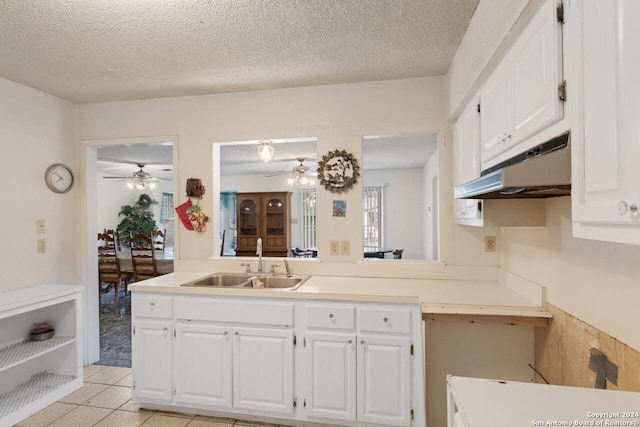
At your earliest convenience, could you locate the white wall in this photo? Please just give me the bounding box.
[0,78,79,293]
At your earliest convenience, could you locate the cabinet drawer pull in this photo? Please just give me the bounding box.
[383,317,389,323]
[329,313,334,319]
[150,302,155,310]
[360,339,365,345]
[617,201,638,216]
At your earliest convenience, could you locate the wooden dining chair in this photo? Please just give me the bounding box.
[130,231,159,282]
[392,249,404,259]
[98,231,131,311]
[151,228,166,252]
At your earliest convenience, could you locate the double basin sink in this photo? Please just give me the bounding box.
[181,272,310,291]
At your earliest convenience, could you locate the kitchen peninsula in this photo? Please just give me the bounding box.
[129,271,550,427]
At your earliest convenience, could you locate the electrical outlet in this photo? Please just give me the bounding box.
[37,239,46,253]
[340,240,350,256]
[329,240,339,256]
[36,219,46,234]
[485,236,496,252]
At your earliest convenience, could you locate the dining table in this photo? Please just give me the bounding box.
[363,248,393,259]
[117,249,174,275]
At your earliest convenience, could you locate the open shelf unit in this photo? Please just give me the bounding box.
[0,284,83,427]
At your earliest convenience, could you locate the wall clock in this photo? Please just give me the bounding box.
[317,149,361,194]
[45,163,74,193]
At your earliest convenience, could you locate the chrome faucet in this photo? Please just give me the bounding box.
[283,259,291,277]
[256,238,263,273]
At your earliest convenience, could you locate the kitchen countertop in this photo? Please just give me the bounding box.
[129,272,551,326]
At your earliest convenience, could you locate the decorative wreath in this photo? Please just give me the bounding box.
[317,149,361,194]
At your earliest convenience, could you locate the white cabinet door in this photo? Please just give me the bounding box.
[233,327,294,414]
[454,101,481,187]
[357,335,412,426]
[512,0,563,143]
[480,0,563,165]
[174,323,232,408]
[480,65,513,163]
[305,332,357,421]
[572,0,640,244]
[132,320,173,402]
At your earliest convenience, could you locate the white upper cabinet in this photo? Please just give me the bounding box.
[572,0,640,245]
[453,100,483,223]
[480,0,564,165]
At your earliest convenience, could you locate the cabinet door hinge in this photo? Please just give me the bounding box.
[293,397,297,408]
[303,337,307,347]
[173,329,176,338]
[293,335,297,346]
[410,344,414,356]
[411,409,415,420]
[133,326,135,335]
[304,398,307,408]
[476,103,481,113]
[558,80,567,102]
[556,1,564,24]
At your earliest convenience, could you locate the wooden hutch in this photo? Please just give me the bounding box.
[235,192,291,257]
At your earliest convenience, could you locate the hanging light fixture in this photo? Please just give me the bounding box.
[287,157,316,187]
[127,178,156,190]
[257,140,275,162]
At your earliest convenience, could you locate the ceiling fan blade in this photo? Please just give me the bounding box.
[103,176,129,179]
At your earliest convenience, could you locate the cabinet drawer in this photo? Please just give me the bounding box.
[132,294,173,319]
[175,297,294,326]
[358,308,411,334]
[306,305,355,330]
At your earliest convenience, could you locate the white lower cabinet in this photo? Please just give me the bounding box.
[233,327,294,414]
[132,293,424,426]
[174,323,232,408]
[305,331,357,421]
[301,302,421,427]
[357,335,411,426]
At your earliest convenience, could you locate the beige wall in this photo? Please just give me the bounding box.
[0,78,79,293]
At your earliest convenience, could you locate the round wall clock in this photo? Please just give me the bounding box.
[45,163,74,193]
[317,149,361,194]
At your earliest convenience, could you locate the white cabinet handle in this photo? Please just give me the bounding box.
[617,201,638,216]
[383,317,389,323]
[329,313,334,319]
[150,302,155,310]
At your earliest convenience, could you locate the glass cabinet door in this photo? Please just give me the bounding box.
[238,199,259,236]
[265,198,285,236]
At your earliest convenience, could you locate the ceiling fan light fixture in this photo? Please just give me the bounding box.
[257,140,275,163]
[127,178,156,190]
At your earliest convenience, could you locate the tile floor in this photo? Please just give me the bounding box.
[15,365,292,427]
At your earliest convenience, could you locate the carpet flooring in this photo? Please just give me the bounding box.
[96,289,132,368]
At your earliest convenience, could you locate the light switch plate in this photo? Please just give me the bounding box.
[330,240,339,256]
[340,240,350,256]
[36,219,46,234]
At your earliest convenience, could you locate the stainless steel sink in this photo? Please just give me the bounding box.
[181,273,309,290]
[242,275,308,290]
[183,273,252,287]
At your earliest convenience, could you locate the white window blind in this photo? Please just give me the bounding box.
[300,188,317,250]
[363,186,383,249]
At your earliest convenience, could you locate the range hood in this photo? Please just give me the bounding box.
[454,131,571,199]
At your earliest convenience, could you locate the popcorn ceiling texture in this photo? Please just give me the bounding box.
[0,0,479,103]
[536,304,640,392]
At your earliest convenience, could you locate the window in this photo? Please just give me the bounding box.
[363,186,383,249]
[299,188,317,250]
[159,192,174,225]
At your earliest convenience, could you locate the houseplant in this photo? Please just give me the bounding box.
[117,194,158,248]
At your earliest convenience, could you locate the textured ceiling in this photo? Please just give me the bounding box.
[0,0,479,103]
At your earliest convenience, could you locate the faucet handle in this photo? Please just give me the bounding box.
[269,264,281,275]
[240,263,252,273]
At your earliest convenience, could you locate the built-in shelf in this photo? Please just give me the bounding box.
[0,371,75,418]
[0,284,82,427]
[0,337,75,373]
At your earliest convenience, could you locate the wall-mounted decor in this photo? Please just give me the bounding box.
[317,149,361,193]
[333,200,347,217]
[186,178,205,198]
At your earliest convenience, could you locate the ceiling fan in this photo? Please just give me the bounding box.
[103,163,171,190]
[267,157,317,186]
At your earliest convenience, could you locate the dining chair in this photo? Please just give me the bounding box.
[151,228,166,252]
[130,231,159,282]
[392,249,404,259]
[98,231,131,311]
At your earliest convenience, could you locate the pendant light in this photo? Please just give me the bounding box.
[257,140,275,162]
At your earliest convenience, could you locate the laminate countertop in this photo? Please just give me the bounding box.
[129,272,552,326]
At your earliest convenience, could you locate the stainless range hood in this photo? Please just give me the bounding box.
[454,131,571,199]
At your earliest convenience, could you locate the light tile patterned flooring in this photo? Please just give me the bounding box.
[14,365,290,427]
